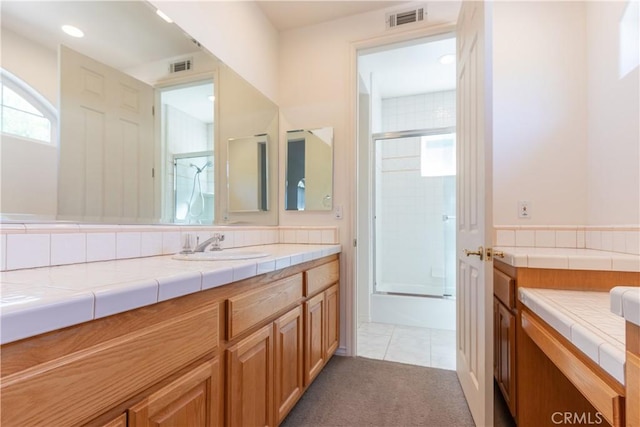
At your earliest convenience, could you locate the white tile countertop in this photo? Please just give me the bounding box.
[610,286,640,326]
[518,288,626,385]
[495,247,640,272]
[0,244,341,345]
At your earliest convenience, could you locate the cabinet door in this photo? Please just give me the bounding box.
[496,301,516,417]
[226,324,274,427]
[324,284,339,358]
[96,413,127,427]
[274,306,304,424]
[304,293,325,385]
[128,357,219,427]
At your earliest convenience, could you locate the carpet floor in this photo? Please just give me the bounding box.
[280,356,475,427]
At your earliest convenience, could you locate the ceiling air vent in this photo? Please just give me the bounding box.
[386,7,425,29]
[169,58,193,73]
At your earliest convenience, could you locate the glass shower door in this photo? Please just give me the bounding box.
[373,129,456,297]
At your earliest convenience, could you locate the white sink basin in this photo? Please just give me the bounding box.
[172,250,270,261]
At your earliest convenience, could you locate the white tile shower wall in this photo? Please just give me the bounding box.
[376,136,455,295]
[0,225,339,271]
[381,90,456,133]
[494,226,640,255]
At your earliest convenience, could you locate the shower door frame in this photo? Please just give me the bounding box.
[371,126,456,298]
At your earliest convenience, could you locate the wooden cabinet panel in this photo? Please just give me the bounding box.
[227,274,303,340]
[494,268,515,309]
[227,324,274,427]
[128,358,219,427]
[274,306,304,424]
[304,293,325,385]
[495,298,516,417]
[324,284,339,358]
[98,413,127,427]
[305,260,339,297]
[0,304,218,427]
[627,351,640,427]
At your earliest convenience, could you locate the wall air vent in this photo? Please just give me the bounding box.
[386,7,425,29]
[169,58,192,73]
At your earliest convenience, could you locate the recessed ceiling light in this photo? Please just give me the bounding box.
[156,9,173,23]
[439,54,455,65]
[208,95,215,102]
[62,25,84,38]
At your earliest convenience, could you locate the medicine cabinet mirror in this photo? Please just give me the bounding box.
[285,127,333,211]
[228,135,268,212]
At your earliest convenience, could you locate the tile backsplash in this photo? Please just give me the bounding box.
[494,225,640,255]
[0,224,339,271]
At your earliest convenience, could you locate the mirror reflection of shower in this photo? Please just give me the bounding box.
[160,80,214,224]
[174,153,214,224]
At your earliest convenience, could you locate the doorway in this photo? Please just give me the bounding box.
[356,34,457,369]
[159,80,215,224]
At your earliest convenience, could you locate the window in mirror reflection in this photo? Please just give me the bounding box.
[1,69,56,144]
[285,127,333,211]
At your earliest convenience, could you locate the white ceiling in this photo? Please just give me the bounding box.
[2,1,457,108]
[359,35,457,98]
[161,82,215,124]
[256,1,411,31]
[1,1,200,71]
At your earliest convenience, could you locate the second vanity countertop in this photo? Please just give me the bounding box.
[518,288,626,384]
[494,247,640,272]
[0,244,341,345]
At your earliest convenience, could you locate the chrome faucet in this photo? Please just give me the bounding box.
[194,233,225,252]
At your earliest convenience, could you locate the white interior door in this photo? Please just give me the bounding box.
[456,1,494,426]
[58,45,155,222]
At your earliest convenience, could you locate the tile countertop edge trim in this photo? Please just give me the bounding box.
[495,247,640,272]
[610,286,640,326]
[0,244,342,345]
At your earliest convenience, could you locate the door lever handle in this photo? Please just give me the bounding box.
[464,246,484,261]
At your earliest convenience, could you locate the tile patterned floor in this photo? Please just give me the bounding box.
[357,322,456,370]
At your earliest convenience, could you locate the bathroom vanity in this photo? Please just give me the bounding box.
[493,248,640,427]
[0,245,340,427]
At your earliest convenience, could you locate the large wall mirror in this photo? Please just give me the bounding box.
[0,0,278,226]
[285,128,333,211]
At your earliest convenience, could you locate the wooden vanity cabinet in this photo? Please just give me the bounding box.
[0,255,340,427]
[223,257,340,427]
[493,264,517,418]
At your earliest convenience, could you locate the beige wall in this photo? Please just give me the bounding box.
[586,1,640,225]
[492,1,589,226]
[150,0,279,103]
[0,28,58,217]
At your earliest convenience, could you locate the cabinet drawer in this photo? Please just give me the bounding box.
[227,273,303,340]
[305,260,339,296]
[494,268,515,309]
[0,304,218,427]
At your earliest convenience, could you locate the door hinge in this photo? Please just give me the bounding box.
[151,168,155,178]
[353,239,357,247]
[152,105,155,116]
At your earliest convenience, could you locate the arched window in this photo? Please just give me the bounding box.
[1,69,57,144]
